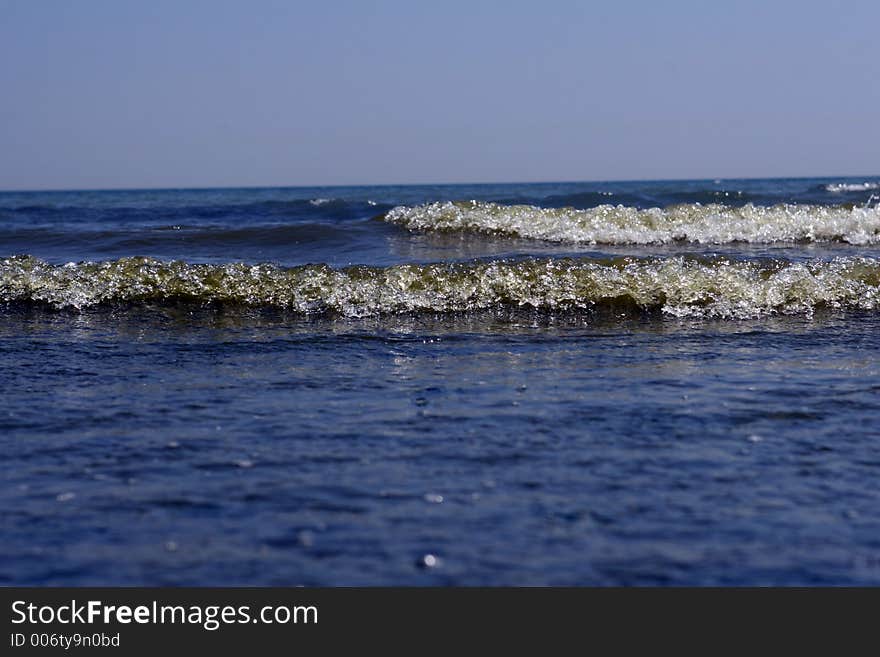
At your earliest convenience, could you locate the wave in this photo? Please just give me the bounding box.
[3,255,880,319]
[825,182,880,193]
[384,201,880,245]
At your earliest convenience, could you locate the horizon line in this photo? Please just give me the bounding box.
[1,173,878,195]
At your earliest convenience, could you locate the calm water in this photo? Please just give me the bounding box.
[2,177,880,585]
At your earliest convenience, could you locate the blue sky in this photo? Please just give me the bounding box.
[1,0,878,190]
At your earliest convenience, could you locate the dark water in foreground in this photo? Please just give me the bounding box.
[2,177,880,584]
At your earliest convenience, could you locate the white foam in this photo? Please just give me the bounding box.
[825,182,880,193]
[386,201,880,245]
[3,254,880,319]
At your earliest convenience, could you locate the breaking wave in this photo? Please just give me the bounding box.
[384,201,880,245]
[3,255,880,319]
[825,182,880,193]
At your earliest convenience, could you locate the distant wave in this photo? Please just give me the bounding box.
[3,255,880,319]
[825,182,880,193]
[385,201,880,245]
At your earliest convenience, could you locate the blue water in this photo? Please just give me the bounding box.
[2,177,880,585]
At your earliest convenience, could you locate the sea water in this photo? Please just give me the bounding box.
[2,177,880,584]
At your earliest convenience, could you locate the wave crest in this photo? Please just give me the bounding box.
[384,201,880,245]
[825,182,880,193]
[3,255,880,319]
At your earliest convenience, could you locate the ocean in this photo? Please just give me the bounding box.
[2,177,880,585]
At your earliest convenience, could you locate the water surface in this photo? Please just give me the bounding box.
[2,177,880,584]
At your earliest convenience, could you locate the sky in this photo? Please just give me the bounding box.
[1,0,878,190]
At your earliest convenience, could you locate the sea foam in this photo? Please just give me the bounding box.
[3,255,880,319]
[385,201,880,245]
